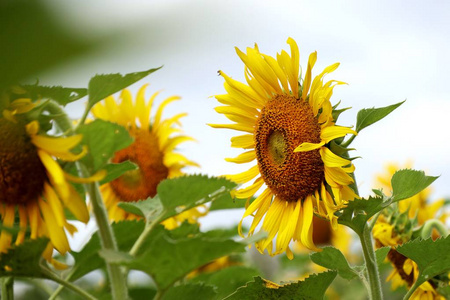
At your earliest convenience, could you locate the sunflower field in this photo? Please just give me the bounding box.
[1,1,450,300]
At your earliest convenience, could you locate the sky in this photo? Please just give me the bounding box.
[34,0,450,231]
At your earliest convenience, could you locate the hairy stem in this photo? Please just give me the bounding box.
[41,267,97,300]
[359,226,383,300]
[44,101,129,300]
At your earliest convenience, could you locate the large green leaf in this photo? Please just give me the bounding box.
[162,283,217,300]
[189,266,261,300]
[0,238,48,278]
[310,247,358,280]
[99,223,261,291]
[21,85,87,106]
[77,119,134,172]
[70,220,145,281]
[87,68,161,108]
[355,101,404,132]
[391,169,438,202]
[120,175,237,223]
[396,236,450,287]
[224,271,337,300]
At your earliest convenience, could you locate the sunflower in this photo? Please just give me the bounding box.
[0,99,95,268]
[210,38,358,258]
[91,85,202,228]
[373,162,447,299]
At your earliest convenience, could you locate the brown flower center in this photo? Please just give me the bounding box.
[110,128,168,202]
[0,118,47,204]
[254,94,324,202]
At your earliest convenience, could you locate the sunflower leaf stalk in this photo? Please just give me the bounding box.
[44,100,129,300]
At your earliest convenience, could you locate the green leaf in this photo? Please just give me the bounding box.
[224,272,337,300]
[162,283,217,300]
[21,85,87,105]
[101,224,255,290]
[0,238,48,278]
[70,220,145,281]
[375,247,390,268]
[209,195,248,211]
[118,197,163,220]
[77,119,134,172]
[355,101,404,132]
[396,236,450,287]
[87,68,161,108]
[189,266,261,300]
[157,175,237,218]
[129,287,157,300]
[310,247,358,280]
[119,175,237,223]
[338,196,384,233]
[391,169,438,202]
[99,161,138,185]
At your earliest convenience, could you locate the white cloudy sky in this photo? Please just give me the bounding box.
[37,0,450,231]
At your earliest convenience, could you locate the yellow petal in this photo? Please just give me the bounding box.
[321,125,356,143]
[31,134,83,153]
[225,150,256,164]
[43,183,66,227]
[320,147,351,168]
[37,150,70,199]
[153,96,181,130]
[0,205,15,253]
[208,123,254,133]
[64,169,107,183]
[230,134,254,149]
[300,196,321,251]
[38,198,70,254]
[226,165,259,184]
[294,141,325,152]
[302,51,317,101]
[232,177,264,198]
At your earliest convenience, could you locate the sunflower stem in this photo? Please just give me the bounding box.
[85,180,129,300]
[1,277,14,300]
[359,225,383,300]
[40,266,97,300]
[44,100,129,300]
[129,216,161,257]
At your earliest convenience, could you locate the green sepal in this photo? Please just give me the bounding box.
[375,247,390,268]
[224,271,337,300]
[355,100,405,132]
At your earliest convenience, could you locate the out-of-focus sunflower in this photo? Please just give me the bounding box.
[0,99,95,268]
[373,162,447,299]
[210,38,358,258]
[91,85,202,229]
